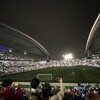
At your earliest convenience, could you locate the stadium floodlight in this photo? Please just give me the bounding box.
[9,49,12,52]
[63,53,73,60]
[24,51,27,55]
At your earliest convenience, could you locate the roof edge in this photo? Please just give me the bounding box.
[0,23,50,59]
[85,13,100,53]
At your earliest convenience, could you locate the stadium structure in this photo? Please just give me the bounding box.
[0,14,100,83]
[0,23,50,61]
[85,13,100,58]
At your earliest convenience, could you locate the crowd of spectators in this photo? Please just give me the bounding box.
[0,58,100,76]
[0,78,100,100]
[35,58,100,69]
[0,61,35,75]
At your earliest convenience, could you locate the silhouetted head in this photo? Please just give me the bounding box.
[2,79,12,88]
[30,78,40,89]
[42,84,52,97]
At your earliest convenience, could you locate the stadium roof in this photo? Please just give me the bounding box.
[85,13,100,55]
[0,23,50,60]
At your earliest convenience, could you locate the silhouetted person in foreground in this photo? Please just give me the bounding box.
[1,79,22,100]
[85,93,99,100]
[25,78,41,100]
[41,78,65,100]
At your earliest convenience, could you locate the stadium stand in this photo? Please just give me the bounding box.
[0,58,100,76]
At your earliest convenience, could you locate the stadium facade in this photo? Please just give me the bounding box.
[0,23,50,60]
[85,13,100,58]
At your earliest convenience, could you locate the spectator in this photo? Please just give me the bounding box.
[41,78,64,100]
[85,93,99,100]
[1,79,22,100]
[25,78,41,100]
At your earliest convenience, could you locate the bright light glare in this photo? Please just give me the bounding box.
[9,49,12,52]
[24,52,27,55]
[63,53,73,60]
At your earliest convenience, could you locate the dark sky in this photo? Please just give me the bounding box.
[0,0,100,59]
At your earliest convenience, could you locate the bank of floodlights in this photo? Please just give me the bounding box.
[63,53,73,60]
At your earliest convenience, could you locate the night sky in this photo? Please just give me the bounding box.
[0,0,100,59]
